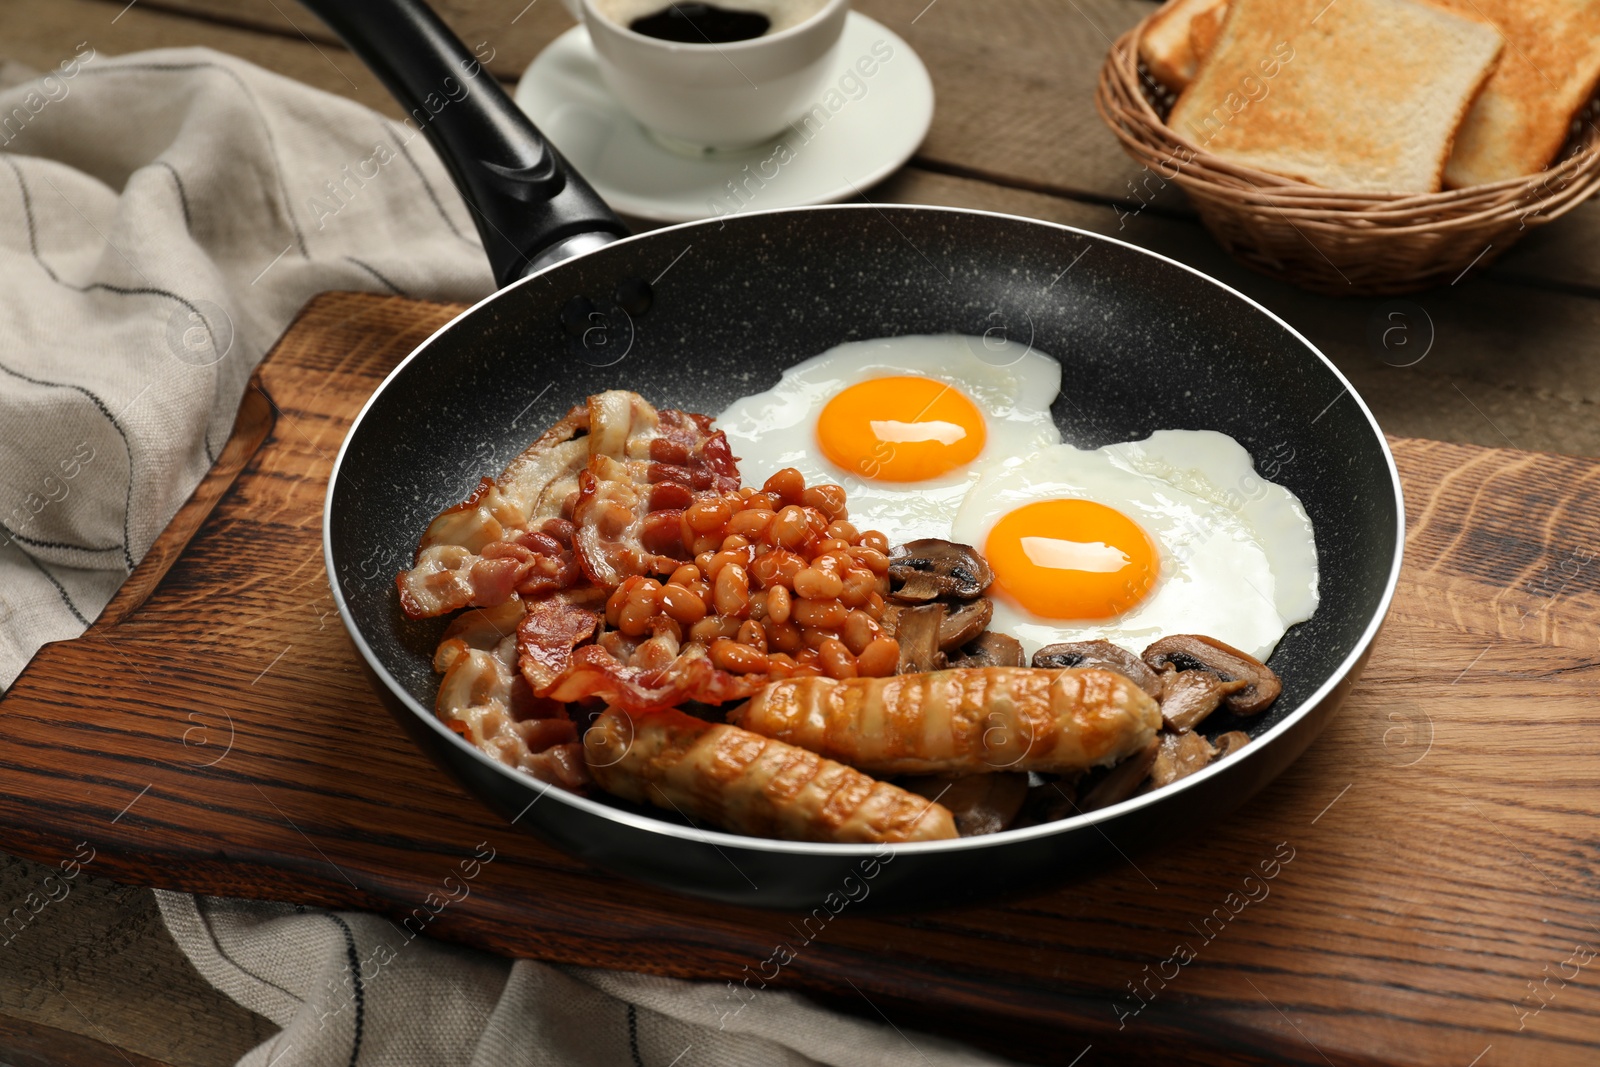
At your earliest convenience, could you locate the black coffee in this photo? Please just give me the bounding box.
[629,3,771,43]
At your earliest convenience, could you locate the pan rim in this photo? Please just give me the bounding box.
[323,202,1406,857]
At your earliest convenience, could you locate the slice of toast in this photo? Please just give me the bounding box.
[1187,1,1227,68]
[1140,0,1230,91]
[1167,0,1503,193]
[1435,0,1600,187]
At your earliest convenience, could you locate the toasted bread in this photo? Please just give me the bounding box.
[1140,0,1230,91]
[1167,0,1503,193]
[1187,1,1227,67]
[1435,0,1600,187]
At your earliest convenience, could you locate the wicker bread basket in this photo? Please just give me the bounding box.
[1095,19,1600,295]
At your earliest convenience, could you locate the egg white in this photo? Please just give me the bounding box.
[949,431,1319,663]
[716,335,1063,546]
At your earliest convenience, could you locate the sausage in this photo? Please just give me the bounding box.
[583,709,956,843]
[726,667,1161,776]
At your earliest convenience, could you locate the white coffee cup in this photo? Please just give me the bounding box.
[562,0,850,150]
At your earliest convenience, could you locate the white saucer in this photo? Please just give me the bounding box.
[513,13,934,223]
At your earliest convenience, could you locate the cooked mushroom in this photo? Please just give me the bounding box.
[1156,665,1247,733]
[1141,634,1282,715]
[890,602,945,673]
[1213,730,1251,757]
[901,772,1028,836]
[1079,737,1160,812]
[1031,639,1162,699]
[1146,731,1217,789]
[887,539,993,602]
[946,631,1025,669]
[938,597,993,651]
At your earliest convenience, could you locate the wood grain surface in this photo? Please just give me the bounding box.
[2,291,1597,1067]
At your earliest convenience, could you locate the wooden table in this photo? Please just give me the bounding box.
[3,2,1600,1066]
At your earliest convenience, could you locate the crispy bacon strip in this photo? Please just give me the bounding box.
[432,600,589,790]
[584,708,957,843]
[516,593,766,713]
[572,394,740,588]
[398,406,590,619]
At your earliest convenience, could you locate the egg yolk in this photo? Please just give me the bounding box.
[816,376,987,482]
[985,499,1160,620]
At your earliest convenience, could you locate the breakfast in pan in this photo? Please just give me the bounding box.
[400,337,1317,844]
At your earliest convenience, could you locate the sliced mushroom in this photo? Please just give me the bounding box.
[888,539,993,603]
[1079,737,1160,812]
[901,773,1029,836]
[1031,639,1162,699]
[1142,634,1282,715]
[1014,772,1082,827]
[938,597,993,651]
[1146,731,1217,789]
[1213,730,1251,757]
[891,602,945,673]
[1156,665,1247,733]
[946,631,1025,669]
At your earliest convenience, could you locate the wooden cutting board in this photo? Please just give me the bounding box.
[2,292,1596,1067]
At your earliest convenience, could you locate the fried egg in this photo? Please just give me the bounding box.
[716,335,1063,545]
[950,431,1319,662]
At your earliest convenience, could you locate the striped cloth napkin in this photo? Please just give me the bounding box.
[1,46,1014,1067]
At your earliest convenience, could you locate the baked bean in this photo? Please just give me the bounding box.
[705,548,749,580]
[736,619,768,654]
[695,550,715,573]
[839,569,877,608]
[763,467,806,502]
[710,637,768,674]
[714,563,751,617]
[818,638,857,679]
[727,509,774,538]
[766,584,792,625]
[771,505,811,551]
[618,579,661,636]
[849,546,890,575]
[815,537,852,556]
[795,647,823,670]
[866,591,886,616]
[743,491,780,512]
[686,498,732,534]
[856,636,900,677]
[842,609,879,654]
[668,564,701,587]
[692,534,721,555]
[605,579,635,625]
[690,616,741,643]
[791,597,847,631]
[720,533,750,552]
[801,484,847,518]
[793,565,844,600]
[861,531,890,553]
[825,520,859,544]
[748,589,768,620]
[749,549,806,589]
[804,508,831,538]
[765,652,797,678]
[766,618,803,654]
[659,582,707,624]
[633,634,678,672]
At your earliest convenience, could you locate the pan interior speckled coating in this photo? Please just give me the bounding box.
[325,204,1401,867]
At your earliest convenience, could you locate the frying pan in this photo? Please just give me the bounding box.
[313,0,1404,908]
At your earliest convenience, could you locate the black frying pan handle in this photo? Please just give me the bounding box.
[302,0,629,286]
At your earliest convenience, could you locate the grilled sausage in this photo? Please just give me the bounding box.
[727,667,1161,776]
[583,709,957,843]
